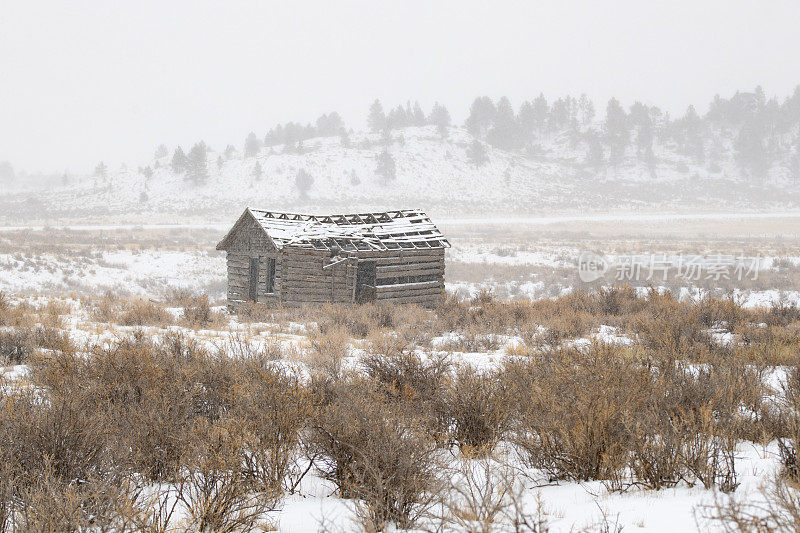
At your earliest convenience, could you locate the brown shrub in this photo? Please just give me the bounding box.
[440,456,549,533]
[0,329,33,365]
[177,418,275,533]
[702,475,800,532]
[362,345,450,406]
[505,345,638,483]
[737,323,800,365]
[306,327,350,381]
[309,377,441,530]
[235,301,277,322]
[90,294,174,327]
[505,345,760,490]
[440,366,512,456]
[29,331,309,491]
[0,387,116,502]
[0,293,31,328]
[117,299,174,327]
[629,290,712,358]
[180,294,226,329]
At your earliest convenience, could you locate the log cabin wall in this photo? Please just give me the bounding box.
[222,215,280,312]
[280,246,355,307]
[355,247,445,308]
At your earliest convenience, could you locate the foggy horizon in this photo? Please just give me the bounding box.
[3,0,800,174]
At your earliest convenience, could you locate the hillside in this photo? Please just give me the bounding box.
[1,124,799,225]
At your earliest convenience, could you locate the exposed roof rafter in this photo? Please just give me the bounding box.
[217,208,450,252]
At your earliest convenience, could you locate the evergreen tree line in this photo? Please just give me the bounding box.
[133,85,800,188]
[463,87,800,182]
[367,100,451,138]
[168,142,209,185]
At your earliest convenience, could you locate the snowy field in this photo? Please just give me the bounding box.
[1,216,799,531]
[1,213,799,305]
[0,289,795,532]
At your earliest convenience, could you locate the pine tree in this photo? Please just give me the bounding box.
[224,145,236,159]
[375,150,396,181]
[517,101,536,142]
[532,93,549,135]
[790,150,800,185]
[679,105,705,164]
[585,131,605,168]
[466,139,488,167]
[629,102,655,163]
[186,142,208,185]
[340,128,351,148]
[412,101,427,126]
[252,161,263,180]
[264,128,278,147]
[142,166,153,179]
[735,118,768,183]
[578,94,595,125]
[217,155,224,170]
[94,161,108,179]
[171,147,188,173]
[295,168,314,199]
[388,105,409,130]
[782,86,800,128]
[368,99,387,133]
[465,96,496,138]
[316,112,345,136]
[550,97,574,132]
[154,144,169,159]
[428,102,451,139]
[487,97,519,150]
[244,132,261,158]
[604,98,629,163]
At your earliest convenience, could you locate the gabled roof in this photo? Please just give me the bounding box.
[216,208,450,252]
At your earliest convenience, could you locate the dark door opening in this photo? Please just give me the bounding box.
[355,260,376,303]
[248,257,259,301]
[265,258,276,293]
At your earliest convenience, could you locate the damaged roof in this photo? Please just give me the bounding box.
[216,208,450,252]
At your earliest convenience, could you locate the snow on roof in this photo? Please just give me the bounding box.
[217,208,450,251]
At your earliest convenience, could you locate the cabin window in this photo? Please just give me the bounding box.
[265,258,276,293]
[248,257,259,301]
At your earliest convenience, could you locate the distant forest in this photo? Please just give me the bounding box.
[165,86,800,186]
[3,86,800,187]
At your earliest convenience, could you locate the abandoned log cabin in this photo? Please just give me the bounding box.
[216,208,450,310]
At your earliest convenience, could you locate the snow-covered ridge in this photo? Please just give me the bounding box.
[2,126,799,224]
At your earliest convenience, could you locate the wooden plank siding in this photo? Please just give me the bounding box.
[222,214,281,312]
[369,247,445,308]
[280,246,355,307]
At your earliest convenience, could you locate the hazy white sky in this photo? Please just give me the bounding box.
[2,0,799,174]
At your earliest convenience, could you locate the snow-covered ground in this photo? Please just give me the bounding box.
[3,126,800,224]
[0,292,792,532]
[277,442,781,533]
[2,244,797,308]
[0,249,226,297]
[2,224,798,308]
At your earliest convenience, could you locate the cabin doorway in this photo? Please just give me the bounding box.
[355,261,376,303]
[248,257,259,301]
